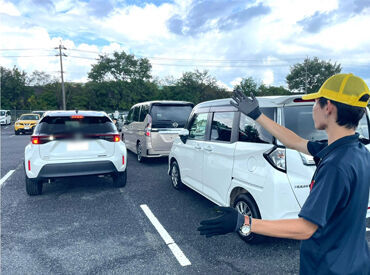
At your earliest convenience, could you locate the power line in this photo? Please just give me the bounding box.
[0,55,57,58]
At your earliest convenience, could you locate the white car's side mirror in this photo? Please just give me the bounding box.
[179,129,189,143]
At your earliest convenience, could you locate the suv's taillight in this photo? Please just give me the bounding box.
[96,134,120,142]
[145,115,152,137]
[31,135,53,145]
[263,146,286,173]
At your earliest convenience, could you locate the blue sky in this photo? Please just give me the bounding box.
[1,0,370,89]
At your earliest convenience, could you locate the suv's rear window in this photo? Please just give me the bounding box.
[151,104,193,128]
[283,106,327,141]
[36,116,116,135]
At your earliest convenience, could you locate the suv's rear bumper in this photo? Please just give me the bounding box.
[37,160,118,179]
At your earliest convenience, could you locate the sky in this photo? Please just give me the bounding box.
[1,0,370,89]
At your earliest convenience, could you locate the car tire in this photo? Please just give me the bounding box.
[112,170,127,188]
[25,174,43,196]
[15,130,19,135]
[136,142,145,163]
[233,193,265,244]
[170,160,184,190]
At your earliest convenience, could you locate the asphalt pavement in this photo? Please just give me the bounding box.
[1,125,369,274]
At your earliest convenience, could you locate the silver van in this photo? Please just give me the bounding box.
[122,101,194,162]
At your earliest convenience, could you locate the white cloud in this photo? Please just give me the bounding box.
[1,0,369,88]
[262,70,274,86]
[0,0,21,16]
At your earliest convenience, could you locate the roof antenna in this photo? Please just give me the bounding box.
[76,109,78,113]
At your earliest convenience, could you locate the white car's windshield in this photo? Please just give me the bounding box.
[0,111,5,116]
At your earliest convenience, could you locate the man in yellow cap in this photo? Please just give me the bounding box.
[198,73,370,274]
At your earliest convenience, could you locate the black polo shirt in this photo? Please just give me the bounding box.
[298,133,370,275]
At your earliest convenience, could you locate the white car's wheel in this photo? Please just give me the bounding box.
[234,193,265,244]
[170,160,184,190]
[112,170,127,188]
[25,172,42,196]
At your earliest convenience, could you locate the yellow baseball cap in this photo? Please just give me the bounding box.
[302,73,370,107]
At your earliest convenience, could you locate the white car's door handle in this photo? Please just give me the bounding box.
[194,145,202,150]
[204,146,212,152]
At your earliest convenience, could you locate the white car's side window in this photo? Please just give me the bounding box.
[189,113,208,140]
[239,108,275,144]
[210,112,234,142]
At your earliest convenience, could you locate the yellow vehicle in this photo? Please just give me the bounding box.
[14,113,40,135]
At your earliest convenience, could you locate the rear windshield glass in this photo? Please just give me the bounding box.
[20,115,39,120]
[283,105,327,141]
[150,104,193,128]
[284,106,369,141]
[36,116,116,135]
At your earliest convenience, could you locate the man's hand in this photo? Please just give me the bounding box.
[197,206,244,238]
[230,89,261,120]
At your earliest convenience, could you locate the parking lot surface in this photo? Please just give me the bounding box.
[1,125,370,274]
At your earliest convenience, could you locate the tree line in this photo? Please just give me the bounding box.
[0,53,341,111]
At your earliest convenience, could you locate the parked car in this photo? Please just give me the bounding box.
[0,110,12,125]
[168,96,370,243]
[14,113,40,135]
[122,101,194,162]
[24,110,127,195]
[32,110,46,118]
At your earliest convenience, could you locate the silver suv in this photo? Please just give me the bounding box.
[122,101,193,162]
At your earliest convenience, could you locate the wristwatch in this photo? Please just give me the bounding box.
[240,216,252,236]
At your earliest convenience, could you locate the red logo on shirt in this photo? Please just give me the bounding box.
[310,180,315,191]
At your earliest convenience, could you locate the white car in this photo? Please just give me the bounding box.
[24,111,127,195]
[0,110,11,125]
[168,96,370,243]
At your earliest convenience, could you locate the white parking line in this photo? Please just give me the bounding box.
[10,135,15,137]
[140,204,191,267]
[0,170,15,186]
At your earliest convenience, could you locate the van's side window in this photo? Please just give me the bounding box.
[239,108,274,143]
[211,112,234,142]
[188,113,208,140]
[126,108,134,123]
[139,105,149,122]
[133,107,140,122]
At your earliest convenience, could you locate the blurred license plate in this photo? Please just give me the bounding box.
[67,141,89,151]
[24,126,30,129]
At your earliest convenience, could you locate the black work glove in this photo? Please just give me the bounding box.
[197,206,244,238]
[230,88,261,120]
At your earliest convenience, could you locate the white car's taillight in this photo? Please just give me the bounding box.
[145,115,152,137]
[299,152,315,165]
[264,147,286,172]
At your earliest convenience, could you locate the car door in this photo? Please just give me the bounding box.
[178,112,209,193]
[122,108,135,150]
[202,111,236,206]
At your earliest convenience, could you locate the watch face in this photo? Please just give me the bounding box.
[240,225,251,236]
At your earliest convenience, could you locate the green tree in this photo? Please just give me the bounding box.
[88,51,152,82]
[234,77,258,95]
[286,57,341,94]
[258,84,291,96]
[0,66,33,109]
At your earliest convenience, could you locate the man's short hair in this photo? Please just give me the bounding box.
[318,97,366,129]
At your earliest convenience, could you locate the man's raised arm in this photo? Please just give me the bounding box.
[230,89,310,155]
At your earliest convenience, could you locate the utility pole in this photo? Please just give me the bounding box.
[304,56,308,94]
[55,42,67,110]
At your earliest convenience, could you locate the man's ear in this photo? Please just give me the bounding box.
[326,100,336,116]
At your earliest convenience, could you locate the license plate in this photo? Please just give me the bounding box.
[24,126,30,130]
[67,141,89,151]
